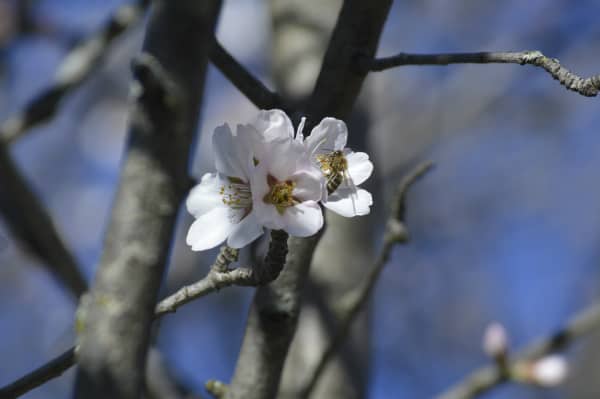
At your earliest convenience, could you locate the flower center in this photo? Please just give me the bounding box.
[263,174,299,214]
[316,150,348,193]
[220,176,252,219]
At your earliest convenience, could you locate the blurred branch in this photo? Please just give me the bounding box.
[0,0,150,144]
[365,50,600,97]
[436,302,600,399]
[299,161,434,399]
[73,1,222,397]
[0,145,87,297]
[209,40,284,110]
[0,347,75,399]
[225,3,392,399]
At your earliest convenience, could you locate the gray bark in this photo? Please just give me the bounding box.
[73,1,222,398]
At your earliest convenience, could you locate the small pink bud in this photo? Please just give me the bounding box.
[482,322,508,358]
[530,355,568,386]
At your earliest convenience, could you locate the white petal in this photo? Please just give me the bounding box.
[282,201,324,237]
[324,187,372,217]
[305,117,348,155]
[186,173,223,218]
[291,170,324,202]
[213,124,249,179]
[254,109,294,141]
[186,207,234,251]
[227,211,264,249]
[263,138,306,181]
[346,152,373,186]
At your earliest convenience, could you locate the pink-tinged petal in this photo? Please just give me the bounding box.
[282,201,324,237]
[227,211,264,248]
[346,151,373,186]
[291,170,324,202]
[254,109,294,141]
[186,207,234,251]
[324,187,372,217]
[305,117,348,155]
[213,124,250,179]
[186,173,223,218]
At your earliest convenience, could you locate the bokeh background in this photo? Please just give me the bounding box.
[1,0,600,398]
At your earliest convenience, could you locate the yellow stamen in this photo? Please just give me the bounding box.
[263,174,299,214]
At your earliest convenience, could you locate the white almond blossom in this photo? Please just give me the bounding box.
[186,110,325,251]
[298,117,374,217]
[186,123,262,251]
[250,137,324,237]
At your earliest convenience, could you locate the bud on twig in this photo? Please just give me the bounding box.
[482,322,509,359]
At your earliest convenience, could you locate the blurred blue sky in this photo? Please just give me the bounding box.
[1,1,600,398]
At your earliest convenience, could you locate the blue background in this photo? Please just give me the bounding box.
[1,0,600,398]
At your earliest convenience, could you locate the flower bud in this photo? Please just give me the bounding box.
[482,322,508,358]
[530,355,568,386]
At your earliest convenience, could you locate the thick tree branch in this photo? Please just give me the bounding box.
[365,50,600,97]
[0,0,150,144]
[225,2,392,399]
[73,2,222,398]
[0,146,87,298]
[436,302,600,399]
[299,161,434,399]
[209,40,284,110]
[0,347,75,399]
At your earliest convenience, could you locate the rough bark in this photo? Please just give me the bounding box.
[73,1,222,398]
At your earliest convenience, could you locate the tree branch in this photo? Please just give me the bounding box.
[156,232,288,317]
[0,347,75,399]
[209,40,284,110]
[0,145,88,298]
[299,161,434,399]
[0,234,290,399]
[0,0,150,144]
[365,50,600,97]
[436,301,600,399]
[73,1,222,398]
[225,2,393,399]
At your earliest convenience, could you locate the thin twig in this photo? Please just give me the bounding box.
[0,0,149,144]
[299,161,434,399]
[364,50,600,97]
[436,301,600,399]
[0,347,75,399]
[209,40,284,110]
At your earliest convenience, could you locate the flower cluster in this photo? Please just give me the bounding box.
[186,109,373,251]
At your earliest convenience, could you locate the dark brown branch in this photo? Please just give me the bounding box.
[73,1,222,398]
[299,161,434,399]
[209,40,284,110]
[0,145,87,298]
[366,50,600,97]
[225,3,393,399]
[436,302,600,399]
[0,347,75,399]
[0,0,150,144]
